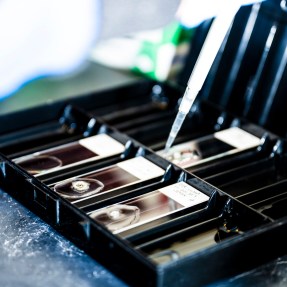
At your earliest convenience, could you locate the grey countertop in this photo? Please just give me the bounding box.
[0,189,127,287]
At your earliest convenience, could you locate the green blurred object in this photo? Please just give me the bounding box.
[132,21,195,81]
[91,22,195,83]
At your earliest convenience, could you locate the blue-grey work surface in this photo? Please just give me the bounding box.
[0,188,127,287]
[1,188,287,287]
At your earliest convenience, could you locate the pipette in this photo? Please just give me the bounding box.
[164,2,241,152]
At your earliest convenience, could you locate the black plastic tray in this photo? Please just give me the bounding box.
[2,1,287,286]
[0,87,285,287]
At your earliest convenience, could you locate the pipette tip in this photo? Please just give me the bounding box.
[164,135,175,154]
[164,110,186,154]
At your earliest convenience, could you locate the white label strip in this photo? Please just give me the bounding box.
[214,127,261,149]
[79,134,125,156]
[117,156,165,180]
[159,182,209,208]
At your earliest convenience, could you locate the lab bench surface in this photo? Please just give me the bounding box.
[0,189,127,287]
[0,62,140,116]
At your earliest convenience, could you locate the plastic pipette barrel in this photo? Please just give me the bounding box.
[164,2,242,152]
